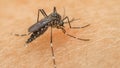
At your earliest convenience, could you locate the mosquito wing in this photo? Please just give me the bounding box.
[28,18,51,32]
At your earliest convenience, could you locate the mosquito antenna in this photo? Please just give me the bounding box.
[53,7,57,13]
[50,24,57,68]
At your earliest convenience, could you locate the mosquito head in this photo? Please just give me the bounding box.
[49,7,61,20]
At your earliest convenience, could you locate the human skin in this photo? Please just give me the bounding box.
[0,0,120,68]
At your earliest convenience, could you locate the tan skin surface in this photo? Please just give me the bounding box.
[0,0,120,68]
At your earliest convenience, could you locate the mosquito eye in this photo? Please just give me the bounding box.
[59,21,63,26]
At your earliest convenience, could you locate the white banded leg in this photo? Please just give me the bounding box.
[59,26,90,41]
[50,25,57,68]
[37,9,47,22]
[63,16,90,29]
[14,33,31,36]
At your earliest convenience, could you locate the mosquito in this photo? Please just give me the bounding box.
[15,7,90,68]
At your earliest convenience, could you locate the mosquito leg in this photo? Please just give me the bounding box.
[50,25,57,68]
[57,26,90,41]
[39,9,47,17]
[62,16,90,29]
[66,33,90,41]
[41,9,47,17]
[67,18,80,23]
[14,33,31,36]
[37,9,47,22]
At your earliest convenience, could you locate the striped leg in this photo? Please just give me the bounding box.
[50,25,57,68]
[57,26,90,41]
[14,33,31,36]
[37,9,47,22]
[63,16,90,29]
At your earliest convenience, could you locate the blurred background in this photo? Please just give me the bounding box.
[0,0,120,68]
